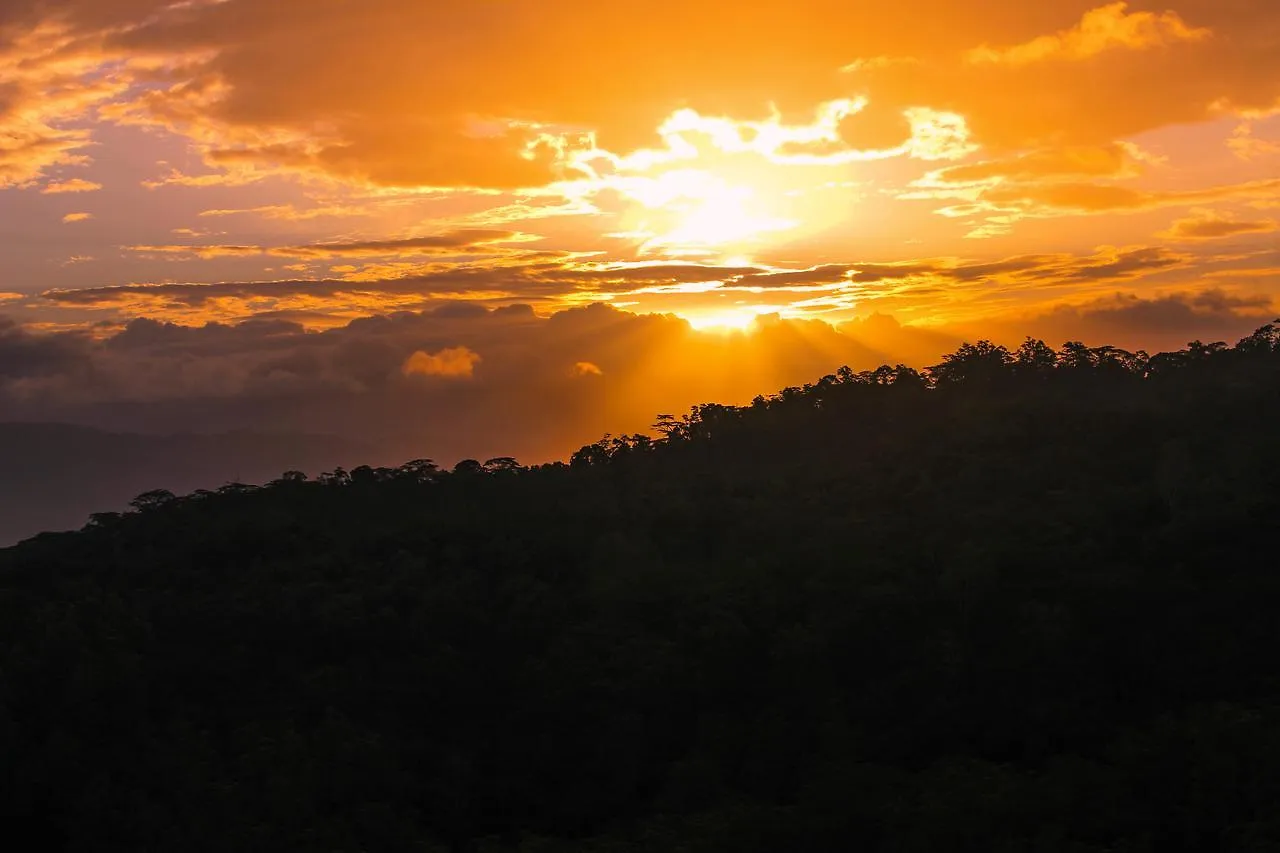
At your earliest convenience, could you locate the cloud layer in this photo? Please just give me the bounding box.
[2,291,1274,466]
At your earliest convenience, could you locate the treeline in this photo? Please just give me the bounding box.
[2,321,1280,852]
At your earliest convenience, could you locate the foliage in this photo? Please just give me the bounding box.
[3,322,1280,851]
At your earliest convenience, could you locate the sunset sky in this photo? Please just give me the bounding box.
[2,0,1279,460]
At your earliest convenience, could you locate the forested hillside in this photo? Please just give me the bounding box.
[3,321,1280,852]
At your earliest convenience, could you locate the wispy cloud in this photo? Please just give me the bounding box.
[42,179,104,194]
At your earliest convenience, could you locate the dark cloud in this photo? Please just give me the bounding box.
[284,230,524,257]
[944,256,1061,281]
[35,245,1243,324]
[547,264,764,285]
[0,303,959,468]
[738,265,854,287]
[1161,212,1278,241]
[962,289,1278,353]
[41,269,556,308]
[847,263,940,283]
[0,315,90,379]
[8,284,1278,473]
[39,262,768,312]
[1060,247,1189,282]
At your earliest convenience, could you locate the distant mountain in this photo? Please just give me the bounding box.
[0,423,369,545]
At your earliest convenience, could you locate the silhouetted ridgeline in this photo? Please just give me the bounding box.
[3,322,1280,852]
[0,425,369,546]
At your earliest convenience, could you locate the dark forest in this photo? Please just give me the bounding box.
[3,322,1280,851]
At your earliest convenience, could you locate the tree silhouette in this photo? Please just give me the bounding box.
[927,340,1011,386]
[128,488,175,511]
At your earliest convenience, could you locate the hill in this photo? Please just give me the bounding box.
[2,321,1279,851]
[0,424,369,546]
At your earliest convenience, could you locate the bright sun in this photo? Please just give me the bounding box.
[618,168,798,257]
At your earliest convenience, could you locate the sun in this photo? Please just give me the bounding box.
[616,168,798,258]
[644,175,797,256]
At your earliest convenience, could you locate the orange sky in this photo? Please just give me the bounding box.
[1,0,1278,356]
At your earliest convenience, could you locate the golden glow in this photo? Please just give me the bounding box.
[626,170,799,256]
[683,306,782,333]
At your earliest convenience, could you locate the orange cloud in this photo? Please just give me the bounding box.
[1229,124,1280,161]
[61,212,93,223]
[123,230,528,260]
[198,204,377,221]
[42,178,103,194]
[0,0,1271,194]
[988,178,1280,214]
[924,143,1146,184]
[917,177,1280,235]
[126,243,261,258]
[1159,210,1278,242]
[0,20,130,187]
[36,243,1242,335]
[402,346,481,379]
[574,361,604,376]
[967,3,1210,66]
[278,231,529,259]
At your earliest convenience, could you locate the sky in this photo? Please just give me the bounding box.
[2,0,1279,461]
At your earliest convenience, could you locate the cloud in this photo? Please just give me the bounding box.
[924,143,1146,184]
[3,0,1265,194]
[1228,124,1280,161]
[126,243,260,258]
[123,230,529,260]
[402,346,481,378]
[41,178,103,194]
[851,1,1276,154]
[1004,289,1276,352]
[0,19,130,187]
[198,203,377,221]
[967,3,1209,66]
[5,294,1277,470]
[917,177,1280,232]
[280,231,530,259]
[62,212,93,223]
[1057,246,1189,281]
[30,243,1239,337]
[0,315,90,380]
[1159,210,1278,241]
[0,303,957,465]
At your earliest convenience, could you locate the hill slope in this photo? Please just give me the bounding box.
[2,322,1280,852]
[0,424,369,545]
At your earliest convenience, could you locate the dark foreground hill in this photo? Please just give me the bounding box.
[0,424,369,546]
[3,322,1280,852]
